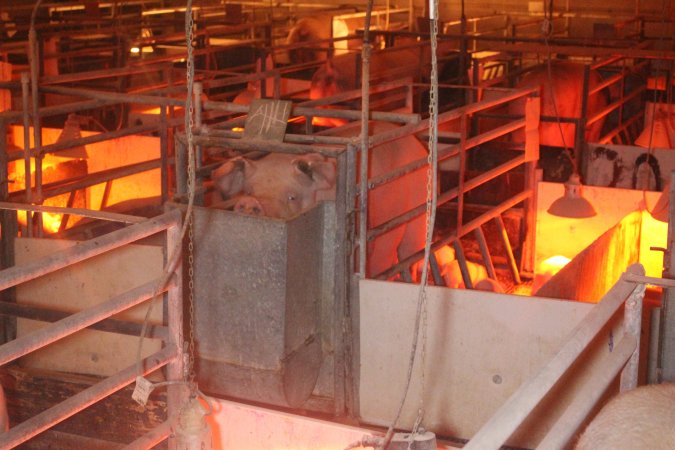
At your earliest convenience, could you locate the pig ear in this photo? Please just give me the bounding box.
[211,157,254,198]
[293,156,336,190]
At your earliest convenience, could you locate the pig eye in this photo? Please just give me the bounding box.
[287,194,297,202]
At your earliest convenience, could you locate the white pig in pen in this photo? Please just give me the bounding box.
[575,383,675,450]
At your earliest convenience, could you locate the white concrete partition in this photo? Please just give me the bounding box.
[358,266,645,449]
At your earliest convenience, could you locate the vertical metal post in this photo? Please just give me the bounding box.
[159,105,169,203]
[333,150,348,417]
[619,282,646,391]
[474,227,496,280]
[575,64,591,180]
[344,144,358,417]
[495,214,521,284]
[659,173,675,381]
[0,118,18,344]
[174,135,187,200]
[457,114,467,237]
[359,2,372,279]
[29,28,44,236]
[165,214,186,442]
[20,72,33,236]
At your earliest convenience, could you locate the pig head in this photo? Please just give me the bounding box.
[211,153,336,219]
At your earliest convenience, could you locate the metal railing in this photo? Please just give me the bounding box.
[464,263,650,450]
[0,206,185,448]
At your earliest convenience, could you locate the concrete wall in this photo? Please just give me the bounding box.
[358,279,621,448]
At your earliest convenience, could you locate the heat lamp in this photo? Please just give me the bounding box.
[547,173,597,219]
[635,104,673,150]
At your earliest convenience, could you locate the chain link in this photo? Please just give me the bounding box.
[185,1,197,389]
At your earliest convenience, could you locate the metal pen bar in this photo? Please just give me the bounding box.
[463,264,645,450]
[536,335,637,450]
[0,345,177,449]
[0,300,168,340]
[122,421,173,450]
[10,159,161,202]
[0,209,181,291]
[376,190,532,280]
[0,201,145,224]
[0,277,173,366]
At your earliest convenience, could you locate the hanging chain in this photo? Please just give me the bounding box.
[184,1,197,390]
[412,1,440,439]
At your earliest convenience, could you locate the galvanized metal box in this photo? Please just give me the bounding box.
[190,202,337,409]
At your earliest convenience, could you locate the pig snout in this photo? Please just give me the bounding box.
[234,196,266,216]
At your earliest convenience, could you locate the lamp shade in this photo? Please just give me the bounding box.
[547,174,597,218]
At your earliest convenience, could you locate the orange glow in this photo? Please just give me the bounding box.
[539,255,571,275]
[639,209,668,278]
[287,116,305,124]
[10,154,87,234]
[312,116,347,127]
[532,255,571,294]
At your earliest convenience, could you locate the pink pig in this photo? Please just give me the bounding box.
[575,384,675,450]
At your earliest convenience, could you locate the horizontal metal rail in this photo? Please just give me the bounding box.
[463,264,646,450]
[0,276,173,365]
[0,201,145,224]
[537,334,637,450]
[123,420,173,450]
[0,300,168,340]
[0,209,180,291]
[377,189,531,280]
[8,159,162,202]
[0,345,178,449]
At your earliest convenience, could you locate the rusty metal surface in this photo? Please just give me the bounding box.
[190,202,336,409]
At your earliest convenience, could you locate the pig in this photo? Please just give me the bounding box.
[211,121,427,278]
[415,245,504,292]
[440,259,504,292]
[506,61,608,148]
[575,384,675,450]
[309,44,463,125]
[281,16,332,65]
[0,384,7,432]
[211,152,336,219]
